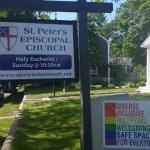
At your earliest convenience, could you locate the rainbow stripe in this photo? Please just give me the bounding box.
[105,103,116,145]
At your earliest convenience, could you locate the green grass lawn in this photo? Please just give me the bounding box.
[11,85,150,150]
[10,86,137,150]
[0,84,148,150]
[0,91,24,149]
[130,93,150,99]
[12,98,81,150]
[0,92,23,117]
[25,84,137,99]
[0,119,14,148]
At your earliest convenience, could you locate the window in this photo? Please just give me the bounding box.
[90,66,98,75]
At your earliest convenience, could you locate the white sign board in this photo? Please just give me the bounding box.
[0,20,78,80]
[103,101,150,149]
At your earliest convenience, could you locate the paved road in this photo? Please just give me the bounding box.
[93,92,130,101]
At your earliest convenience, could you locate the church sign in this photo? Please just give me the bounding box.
[104,101,150,149]
[0,20,78,81]
[0,0,113,149]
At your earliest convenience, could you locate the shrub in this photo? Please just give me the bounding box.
[124,82,136,88]
[133,64,146,82]
[90,78,107,88]
[110,64,128,84]
[136,81,146,87]
[90,85,102,90]
[65,82,80,91]
[107,84,115,89]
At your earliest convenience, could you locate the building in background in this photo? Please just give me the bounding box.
[110,57,132,73]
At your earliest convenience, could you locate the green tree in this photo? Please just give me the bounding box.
[88,13,107,67]
[110,64,127,84]
[88,13,107,69]
[0,11,8,17]
[86,0,113,68]
[0,10,36,19]
[111,0,150,65]
[0,10,50,20]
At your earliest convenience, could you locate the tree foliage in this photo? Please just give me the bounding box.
[86,0,113,68]
[0,10,50,20]
[88,13,108,67]
[111,0,150,65]
[0,10,36,19]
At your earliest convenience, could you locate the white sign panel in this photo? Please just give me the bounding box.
[0,21,78,80]
[103,101,150,149]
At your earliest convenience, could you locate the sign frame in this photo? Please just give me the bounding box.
[103,100,150,150]
[0,1,113,149]
[0,18,79,83]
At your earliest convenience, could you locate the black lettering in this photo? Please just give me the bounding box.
[24,27,33,34]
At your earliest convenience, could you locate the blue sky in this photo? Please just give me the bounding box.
[106,0,126,21]
[50,0,126,21]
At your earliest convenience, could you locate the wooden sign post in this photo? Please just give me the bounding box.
[0,1,113,149]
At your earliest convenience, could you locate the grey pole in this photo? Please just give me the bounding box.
[78,3,92,150]
[108,40,110,84]
[98,34,110,85]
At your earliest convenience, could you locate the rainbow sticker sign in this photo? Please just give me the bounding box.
[103,101,150,149]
